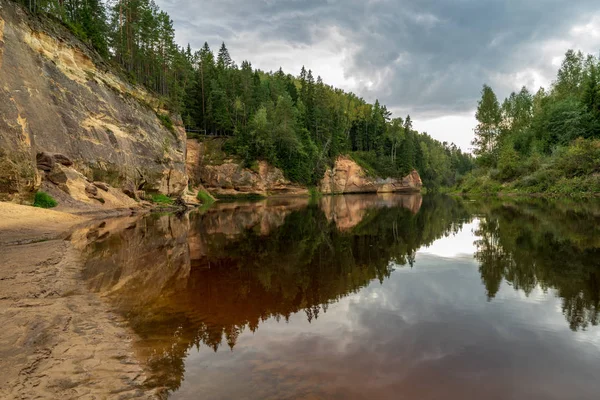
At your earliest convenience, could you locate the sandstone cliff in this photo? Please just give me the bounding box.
[320,156,422,194]
[186,139,308,197]
[0,1,187,204]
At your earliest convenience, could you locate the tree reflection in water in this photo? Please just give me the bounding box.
[81,194,600,394]
[472,198,600,331]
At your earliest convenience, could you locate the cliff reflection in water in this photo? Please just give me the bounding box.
[80,194,600,395]
[81,194,466,391]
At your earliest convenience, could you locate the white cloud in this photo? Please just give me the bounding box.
[157,0,600,151]
[412,112,478,152]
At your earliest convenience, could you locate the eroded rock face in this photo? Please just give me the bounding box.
[0,1,187,202]
[320,156,422,194]
[39,163,138,210]
[186,139,308,197]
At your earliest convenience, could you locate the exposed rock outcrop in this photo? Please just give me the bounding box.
[186,139,308,197]
[0,1,187,202]
[38,163,139,211]
[320,156,422,194]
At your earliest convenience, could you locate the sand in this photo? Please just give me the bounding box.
[0,201,87,244]
[0,202,157,399]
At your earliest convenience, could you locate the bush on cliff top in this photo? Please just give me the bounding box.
[33,191,58,209]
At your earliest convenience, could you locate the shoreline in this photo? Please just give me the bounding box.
[445,190,600,199]
[0,202,159,399]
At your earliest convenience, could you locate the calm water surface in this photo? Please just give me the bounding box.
[81,194,600,400]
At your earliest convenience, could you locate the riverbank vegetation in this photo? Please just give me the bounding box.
[11,0,472,190]
[462,50,600,196]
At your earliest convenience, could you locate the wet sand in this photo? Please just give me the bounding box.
[0,202,157,399]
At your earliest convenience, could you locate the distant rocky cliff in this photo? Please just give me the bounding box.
[186,139,308,197]
[187,140,422,197]
[320,156,422,194]
[0,1,187,204]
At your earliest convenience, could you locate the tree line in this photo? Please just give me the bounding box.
[466,49,600,195]
[12,0,473,189]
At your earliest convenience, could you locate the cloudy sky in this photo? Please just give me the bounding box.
[157,0,600,150]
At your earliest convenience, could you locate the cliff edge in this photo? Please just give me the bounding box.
[320,156,422,194]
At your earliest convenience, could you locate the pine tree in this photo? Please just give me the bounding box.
[217,42,233,70]
[399,115,415,172]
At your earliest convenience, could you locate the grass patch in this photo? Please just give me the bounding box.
[196,189,215,205]
[149,193,174,205]
[33,191,58,208]
[157,113,175,135]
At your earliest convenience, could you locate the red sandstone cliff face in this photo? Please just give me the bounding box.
[319,156,423,194]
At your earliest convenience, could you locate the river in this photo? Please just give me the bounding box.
[81,194,600,399]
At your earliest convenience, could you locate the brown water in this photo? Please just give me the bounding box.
[81,194,600,400]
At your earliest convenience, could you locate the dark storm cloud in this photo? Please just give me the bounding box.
[157,0,600,117]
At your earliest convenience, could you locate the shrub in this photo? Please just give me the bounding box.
[150,193,173,205]
[196,190,215,205]
[547,174,600,196]
[34,191,58,208]
[554,138,600,178]
[249,160,260,173]
[497,144,520,181]
[458,172,502,195]
[514,168,560,192]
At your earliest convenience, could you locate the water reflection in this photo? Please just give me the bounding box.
[470,198,600,331]
[79,194,600,398]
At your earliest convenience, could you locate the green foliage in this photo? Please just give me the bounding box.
[196,189,215,205]
[473,84,502,166]
[13,0,110,58]
[461,138,600,196]
[349,151,394,178]
[462,49,600,196]
[554,138,600,177]
[150,193,174,205]
[33,191,58,208]
[497,142,520,181]
[458,172,503,195]
[157,114,175,134]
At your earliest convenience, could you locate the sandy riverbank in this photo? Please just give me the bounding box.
[0,202,158,399]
